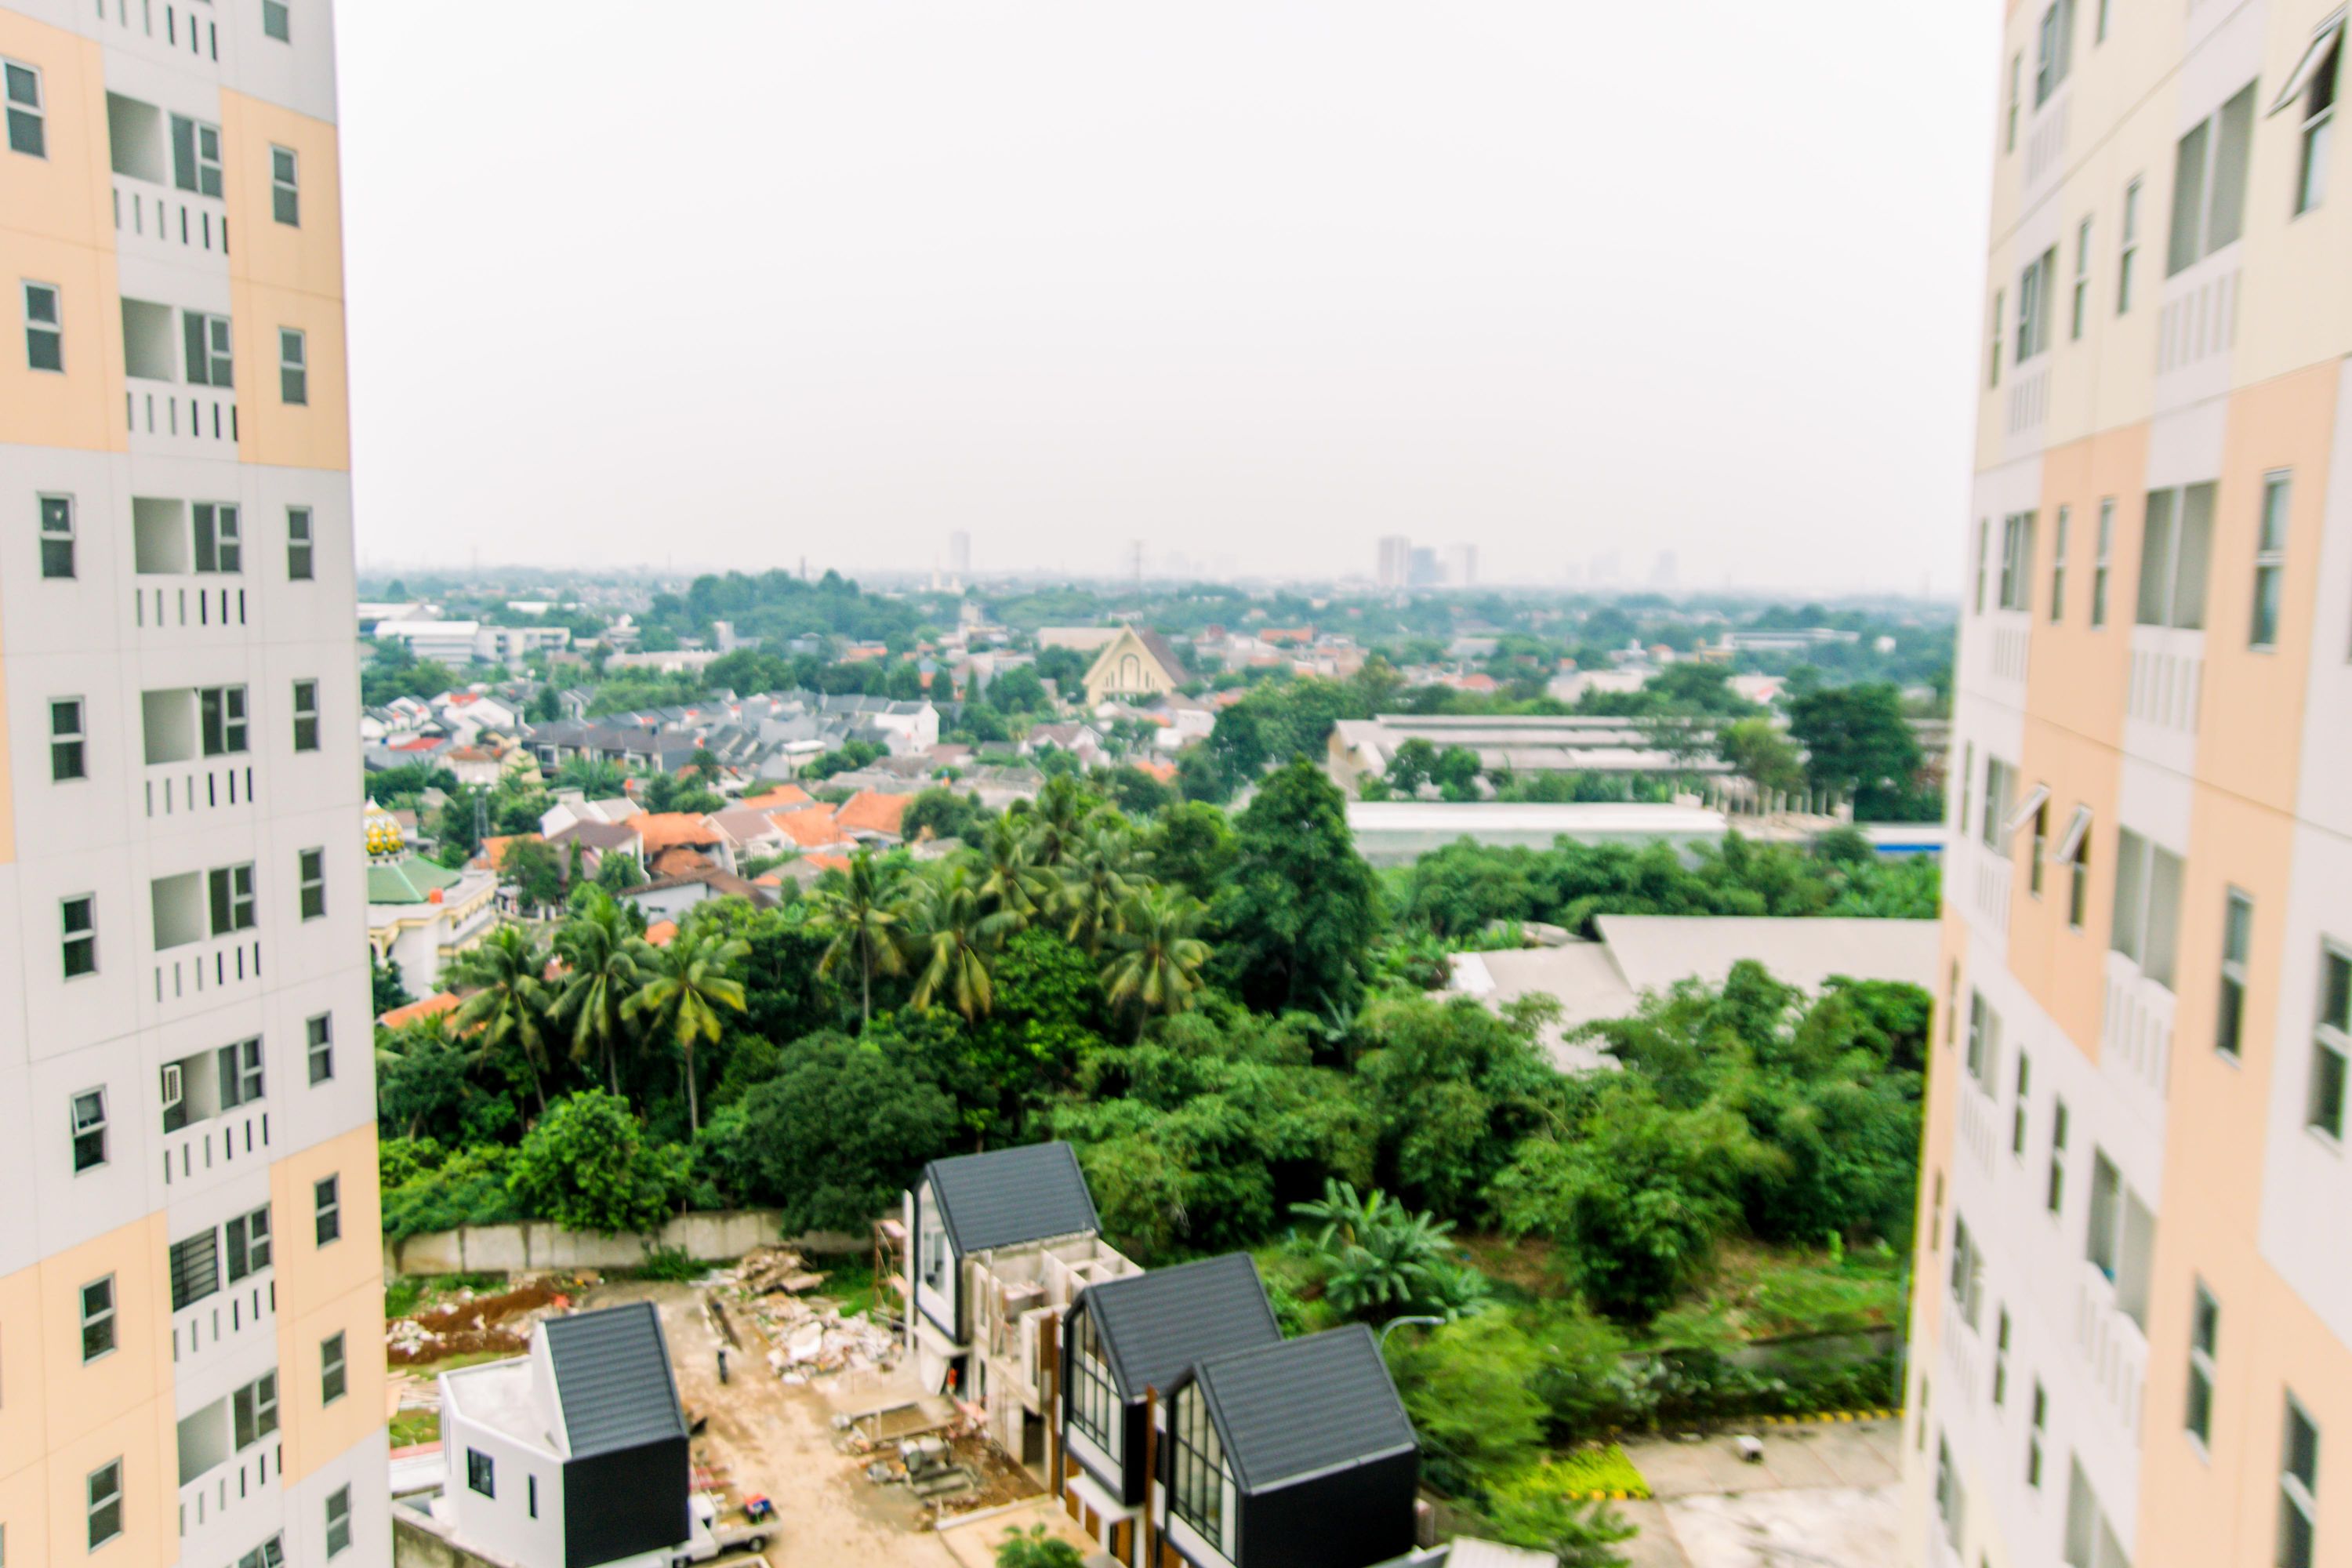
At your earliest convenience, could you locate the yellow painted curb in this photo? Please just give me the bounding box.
[1752,1407,1901,1427]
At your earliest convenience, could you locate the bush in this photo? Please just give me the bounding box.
[383,1143,526,1241]
[508,1090,688,1236]
[636,1244,702,1282]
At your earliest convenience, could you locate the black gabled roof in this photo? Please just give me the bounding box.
[1189,1324,1417,1492]
[541,1302,689,1459]
[1077,1254,1281,1402]
[924,1142,1101,1255]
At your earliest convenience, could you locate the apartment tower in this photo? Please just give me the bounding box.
[1907,1,2350,1566]
[0,6,383,1568]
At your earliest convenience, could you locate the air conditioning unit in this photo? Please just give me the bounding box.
[159,1062,183,1110]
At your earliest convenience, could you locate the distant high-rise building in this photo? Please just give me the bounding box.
[0,9,386,1568]
[1905,7,2352,1568]
[1376,534,1412,589]
[1446,544,1479,588]
[1407,547,1441,588]
[949,530,972,577]
[1650,550,1678,590]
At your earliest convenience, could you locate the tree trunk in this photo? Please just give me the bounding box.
[684,1036,701,1135]
[860,945,873,1029]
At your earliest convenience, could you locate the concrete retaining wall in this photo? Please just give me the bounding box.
[393,1505,526,1568]
[383,1210,866,1276]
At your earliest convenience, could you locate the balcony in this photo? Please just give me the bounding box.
[176,1409,280,1544]
[142,685,255,822]
[94,0,223,70]
[2074,1258,2148,1438]
[161,1045,271,1191]
[122,297,237,457]
[2101,949,2176,1112]
[151,872,263,1014]
[1971,843,2013,936]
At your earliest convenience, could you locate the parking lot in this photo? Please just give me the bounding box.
[1612,1419,1904,1568]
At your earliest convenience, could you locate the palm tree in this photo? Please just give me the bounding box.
[622,924,749,1135]
[975,816,1051,922]
[902,866,1018,1022]
[1025,773,1091,868]
[448,925,555,1115]
[812,849,907,1029]
[1098,889,1211,1025]
[557,757,630,797]
[1056,821,1140,950]
[548,889,644,1091]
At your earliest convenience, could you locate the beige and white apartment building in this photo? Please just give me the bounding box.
[0,5,383,1568]
[1908,1,2352,1565]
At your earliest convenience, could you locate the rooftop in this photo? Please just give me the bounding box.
[1080,1253,1280,1401]
[926,1142,1101,1256]
[1191,1323,1415,1491]
[542,1301,689,1458]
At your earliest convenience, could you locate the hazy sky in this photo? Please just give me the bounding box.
[339,3,1997,593]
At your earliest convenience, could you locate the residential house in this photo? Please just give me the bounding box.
[1081,627,1191,706]
[904,1145,1137,1461]
[1022,724,1106,769]
[434,690,522,743]
[540,793,644,839]
[435,1303,691,1568]
[443,745,506,789]
[366,854,499,996]
[835,789,912,843]
[616,866,779,920]
[1058,1254,1282,1561]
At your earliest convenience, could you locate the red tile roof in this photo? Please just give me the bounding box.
[833,790,909,837]
[379,992,460,1030]
[738,785,812,811]
[633,812,722,853]
[770,805,851,849]
[644,920,678,947]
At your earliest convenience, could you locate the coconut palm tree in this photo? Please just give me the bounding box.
[1025,773,1092,868]
[811,849,907,1029]
[1057,821,1141,951]
[547,889,644,1091]
[975,816,1051,922]
[1098,889,1211,1025]
[622,924,749,1135]
[447,925,556,1114]
[902,866,1018,1022]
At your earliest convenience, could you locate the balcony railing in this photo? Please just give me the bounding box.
[113,176,227,260]
[134,577,249,640]
[177,1439,280,1543]
[172,1269,274,1365]
[145,758,256,822]
[153,934,263,1013]
[162,1103,270,1189]
[126,380,238,456]
[2074,1259,2148,1437]
[2102,949,2176,1112]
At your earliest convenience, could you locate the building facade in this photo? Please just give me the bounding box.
[1907,3,2351,1566]
[0,8,383,1568]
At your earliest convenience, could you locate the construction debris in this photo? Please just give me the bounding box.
[386,1279,593,1366]
[736,1245,829,1297]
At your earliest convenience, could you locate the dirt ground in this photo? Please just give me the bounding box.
[1613,1420,1904,1568]
[592,1279,1092,1568]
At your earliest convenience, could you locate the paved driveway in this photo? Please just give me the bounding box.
[1613,1420,1904,1568]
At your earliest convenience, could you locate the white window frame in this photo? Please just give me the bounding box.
[314,1174,340,1245]
[209,862,256,935]
[2048,1098,2071,1214]
[4,56,45,158]
[1950,1214,1985,1329]
[2219,889,2253,1059]
[2312,943,2350,1145]
[2111,827,2185,989]
[70,1088,106,1174]
[2006,53,2022,153]
[200,683,249,754]
[172,114,224,198]
[2035,0,2075,107]
[2167,83,2257,277]
[2252,470,2290,651]
[286,506,314,579]
[2011,1051,2032,1157]
[50,696,85,782]
[2276,18,2343,218]
[1998,512,2037,611]
[2049,504,2071,622]
[307,1013,334,1084]
[2092,498,2114,626]
[183,309,233,388]
[86,1461,122,1550]
[269,144,299,226]
[1993,1306,2012,1405]
[2071,217,2092,339]
[2282,1397,2320,1568]
[262,0,291,42]
[194,503,242,575]
[232,1370,279,1450]
[39,492,74,579]
[298,848,326,920]
[23,280,60,372]
[325,1487,352,1558]
[2028,1382,2048,1487]
[1987,292,2005,390]
[2187,1280,2219,1452]
[2016,249,2056,363]
[1966,991,2001,1088]
[321,1331,347,1403]
[80,1275,116,1363]
[292,679,320,752]
[2118,178,2141,313]
[61,894,96,979]
[2136,483,2215,632]
[278,326,306,405]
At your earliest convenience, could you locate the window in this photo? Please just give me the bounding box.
[51,698,85,782]
[1169,1387,1227,1552]
[298,848,325,920]
[1993,1308,2012,1406]
[1987,293,2005,390]
[194,504,242,573]
[2066,815,2092,929]
[200,684,249,753]
[278,328,306,405]
[262,0,291,42]
[219,1038,265,1112]
[2049,506,2071,622]
[1998,512,2037,611]
[270,146,299,226]
[2071,220,2091,339]
[236,1539,284,1568]
[1981,757,2014,850]
[62,895,96,978]
[2281,1396,2319,1568]
[2252,472,2290,649]
[2290,27,2341,216]
[466,1448,494,1498]
[528,1475,537,1519]
[2168,84,2257,276]
[209,863,256,935]
[307,1014,334,1084]
[2035,0,2075,106]
[2186,1283,2219,1449]
[2096,0,2109,43]
[39,494,74,577]
[1935,1436,1965,1545]
[2012,1053,2031,1156]
[71,1089,107,1172]
[2030,797,2049,896]
[1974,521,1991,612]
[2028,1383,2049,1487]
[1949,1214,1984,1328]
[86,1461,122,1550]
[169,1229,219,1311]
[321,1332,347,1404]
[171,116,223,197]
[2006,53,2023,153]
[24,281,60,371]
[2138,482,2218,628]
[2091,498,2114,626]
[1965,992,2001,1088]
[2118,179,2141,312]
[2016,249,2057,364]
[231,1372,278,1449]
[225,1205,272,1281]
[314,1175,340,1245]
[1065,1308,1123,1461]
[2048,1098,2071,1213]
[183,310,232,387]
[325,1487,352,1558]
[2111,828,2186,988]
[286,507,314,579]
[292,681,320,752]
[5,58,43,157]
[1958,742,1975,840]
[81,1276,116,1362]
[2218,891,2252,1058]
[2313,946,2350,1142]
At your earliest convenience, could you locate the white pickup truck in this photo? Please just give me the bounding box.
[670,1493,773,1566]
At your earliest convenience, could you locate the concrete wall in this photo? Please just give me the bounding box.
[392,1502,529,1568]
[383,1211,864,1276]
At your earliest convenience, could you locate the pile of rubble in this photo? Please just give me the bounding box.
[735,1245,828,1296]
[758,1298,898,1381]
[386,1276,592,1367]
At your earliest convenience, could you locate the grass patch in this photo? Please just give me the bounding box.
[386,1272,510,1323]
[809,1253,884,1320]
[388,1409,441,1450]
[1645,1239,1905,1351]
[1544,1445,1649,1497]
